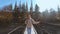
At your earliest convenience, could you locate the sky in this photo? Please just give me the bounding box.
[0,0,60,12]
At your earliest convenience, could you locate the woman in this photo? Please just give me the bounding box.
[25,14,40,34]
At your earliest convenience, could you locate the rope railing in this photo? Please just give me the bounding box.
[8,24,25,34]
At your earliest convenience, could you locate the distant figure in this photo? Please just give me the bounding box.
[25,14,40,34]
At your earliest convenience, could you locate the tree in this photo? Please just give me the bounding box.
[42,9,49,18]
[35,4,39,12]
[2,4,12,12]
[30,0,33,16]
[42,9,50,22]
[58,5,60,14]
[21,3,26,13]
[49,8,56,22]
[19,0,22,12]
[57,6,60,19]
[13,2,19,23]
[25,1,28,13]
[7,4,12,11]
[33,4,40,21]
[20,3,26,24]
[50,8,56,17]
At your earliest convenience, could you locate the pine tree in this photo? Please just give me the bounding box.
[58,5,60,13]
[30,0,33,16]
[21,3,26,24]
[26,1,28,13]
[13,2,19,23]
[14,2,18,17]
[34,4,40,21]
[35,4,40,12]
[35,4,39,12]
[19,0,22,12]
[57,5,60,18]
[22,3,26,13]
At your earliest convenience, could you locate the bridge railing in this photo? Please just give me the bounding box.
[8,24,25,34]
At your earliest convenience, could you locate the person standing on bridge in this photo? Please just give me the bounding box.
[25,14,40,34]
